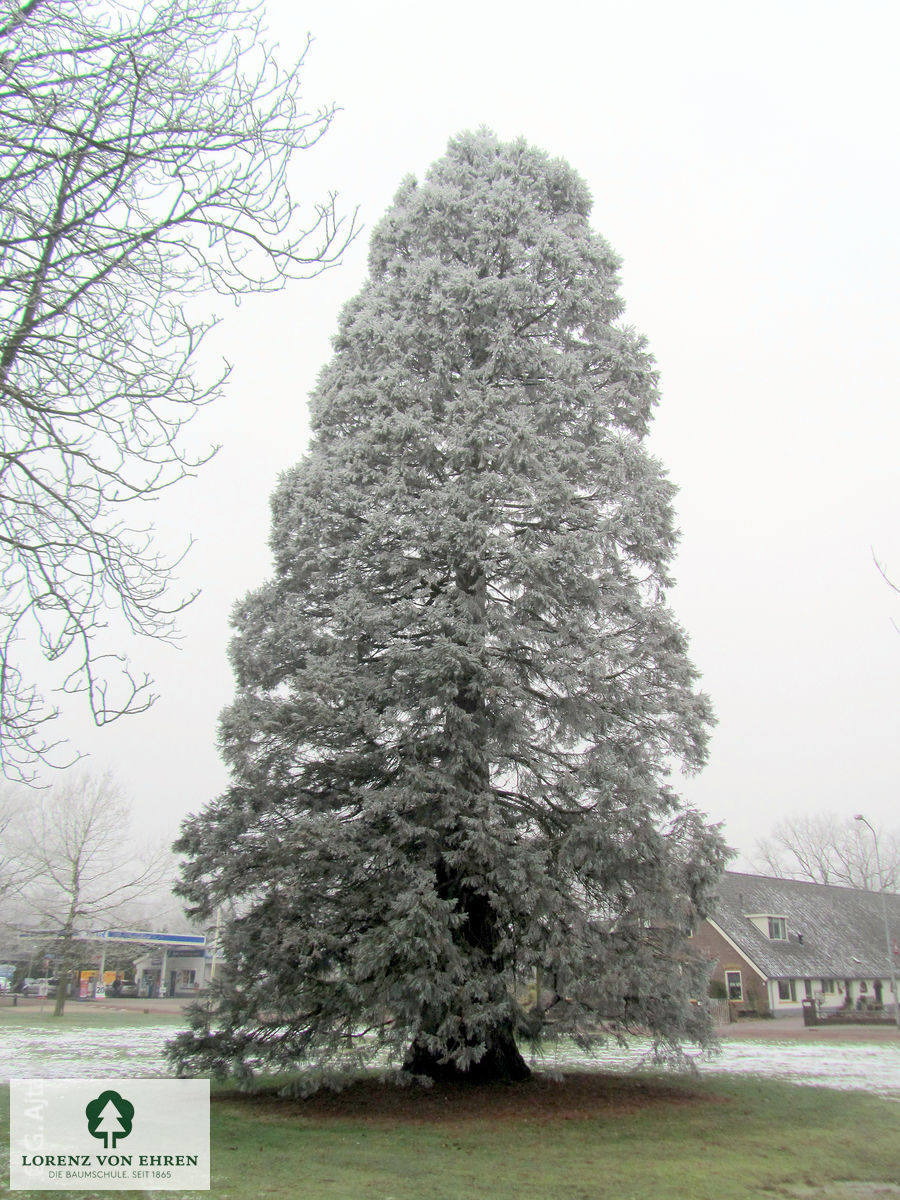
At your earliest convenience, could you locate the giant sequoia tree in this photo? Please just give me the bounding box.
[173,132,728,1085]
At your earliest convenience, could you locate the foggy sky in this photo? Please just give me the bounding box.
[44,0,900,868]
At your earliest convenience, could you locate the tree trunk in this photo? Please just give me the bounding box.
[52,968,69,1017]
[403,1021,531,1083]
[415,824,533,1084]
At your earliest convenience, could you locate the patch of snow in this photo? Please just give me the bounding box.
[2,1023,899,1100]
[1,1023,172,1080]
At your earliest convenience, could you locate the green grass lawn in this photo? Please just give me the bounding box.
[2,1070,898,1200]
[0,1005,185,1030]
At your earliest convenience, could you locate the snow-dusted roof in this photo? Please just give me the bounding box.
[708,871,900,980]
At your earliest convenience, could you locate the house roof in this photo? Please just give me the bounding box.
[708,871,900,980]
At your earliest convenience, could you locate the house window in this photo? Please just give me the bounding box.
[768,917,787,940]
[725,971,743,1002]
[777,980,797,1002]
[859,980,868,993]
[822,979,835,994]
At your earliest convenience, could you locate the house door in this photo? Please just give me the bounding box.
[804,979,813,999]
[169,970,178,999]
[874,980,883,1005]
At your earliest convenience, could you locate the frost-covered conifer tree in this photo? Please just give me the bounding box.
[173,131,728,1085]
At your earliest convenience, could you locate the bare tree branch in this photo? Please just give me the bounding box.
[753,811,900,892]
[872,548,900,637]
[0,0,357,777]
[872,549,900,597]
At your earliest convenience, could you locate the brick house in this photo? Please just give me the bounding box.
[693,871,900,1017]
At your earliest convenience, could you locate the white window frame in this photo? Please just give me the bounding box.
[767,916,788,940]
[725,970,743,1002]
[777,979,797,1002]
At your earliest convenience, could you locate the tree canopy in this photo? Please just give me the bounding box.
[0,0,353,777]
[173,131,727,1086]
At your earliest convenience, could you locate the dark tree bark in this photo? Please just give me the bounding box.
[403,1023,531,1084]
[401,859,533,1083]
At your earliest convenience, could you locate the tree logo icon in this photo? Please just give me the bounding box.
[85,1090,135,1149]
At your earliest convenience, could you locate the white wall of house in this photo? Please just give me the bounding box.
[746,914,788,941]
[768,975,895,1014]
[768,978,802,1014]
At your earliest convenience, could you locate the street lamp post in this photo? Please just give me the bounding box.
[854,814,900,1030]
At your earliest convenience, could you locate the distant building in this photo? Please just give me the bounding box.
[694,871,900,1017]
[132,946,221,999]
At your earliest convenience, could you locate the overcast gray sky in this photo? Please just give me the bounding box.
[51,0,900,867]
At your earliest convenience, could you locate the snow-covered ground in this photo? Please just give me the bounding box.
[532,1039,900,1100]
[3,1023,899,1099]
[2,1021,177,1081]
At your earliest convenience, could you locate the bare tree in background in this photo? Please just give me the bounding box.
[12,770,171,1014]
[754,813,900,892]
[0,0,355,777]
[0,786,36,900]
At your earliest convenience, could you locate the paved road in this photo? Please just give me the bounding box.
[6,996,900,1040]
[2,995,195,1016]
[715,1014,900,1042]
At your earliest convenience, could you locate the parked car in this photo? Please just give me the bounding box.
[109,979,139,998]
[22,977,58,997]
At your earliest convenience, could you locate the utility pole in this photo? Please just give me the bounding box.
[855,814,900,1030]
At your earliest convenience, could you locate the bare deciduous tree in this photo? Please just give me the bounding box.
[0,0,355,777]
[753,812,900,892]
[13,770,171,1014]
[0,784,39,901]
[0,787,22,878]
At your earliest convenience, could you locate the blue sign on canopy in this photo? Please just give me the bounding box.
[101,930,206,946]
[18,929,206,946]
